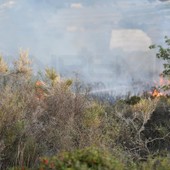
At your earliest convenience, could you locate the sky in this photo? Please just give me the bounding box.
[0,0,170,92]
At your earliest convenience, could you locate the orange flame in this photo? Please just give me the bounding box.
[36,80,46,87]
[151,76,170,97]
[35,80,46,100]
[152,89,163,97]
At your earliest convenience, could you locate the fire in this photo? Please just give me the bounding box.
[151,76,170,98]
[152,88,163,97]
[35,80,46,100]
[159,76,164,86]
[159,75,170,86]
[36,80,46,87]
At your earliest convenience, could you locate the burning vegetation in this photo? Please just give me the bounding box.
[151,88,163,97]
[0,36,170,170]
[150,76,170,98]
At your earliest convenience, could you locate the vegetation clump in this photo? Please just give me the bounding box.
[0,39,170,170]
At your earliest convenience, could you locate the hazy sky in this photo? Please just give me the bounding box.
[0,0,170,88]
[0,0,169,53]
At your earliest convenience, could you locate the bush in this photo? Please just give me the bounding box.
[11,148,170,170]
[38,147,125,170]
[125,96,141,105]
[110,97,170,160]
[1,51,170,169]
[0,52,107,169]
[140,157,170,170]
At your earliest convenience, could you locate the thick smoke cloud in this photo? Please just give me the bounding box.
[0,0,170,94]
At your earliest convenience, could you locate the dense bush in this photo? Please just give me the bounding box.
[0,51,170,169]
[38,147,125,170]
[38,150,170,170]
[10,148,170,170]
[0,52,107,169]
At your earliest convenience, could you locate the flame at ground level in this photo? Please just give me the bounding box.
[151,89,164,98]
[151,76,170,98]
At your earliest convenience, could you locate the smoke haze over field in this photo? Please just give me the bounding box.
[0,0,170,93]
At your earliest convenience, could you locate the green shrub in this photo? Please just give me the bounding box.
[39,147,125,170]
[125,96,141,105]
[9,156,170,170]
[140,157,170,170]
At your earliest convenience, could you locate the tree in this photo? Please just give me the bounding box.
[0,55,8,73]
[14,49,32,76]
[149,36,170,90]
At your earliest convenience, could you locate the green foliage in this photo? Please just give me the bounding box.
[83,103,104,128]
[64,79,73,90]
[39,147,125,170]
[149,36,170,78]
[125,96,141,105]
[10,150,170,170]
[140,157,170,170]
[45,67,60,86]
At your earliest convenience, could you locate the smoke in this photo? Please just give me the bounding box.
[0,0,169,94]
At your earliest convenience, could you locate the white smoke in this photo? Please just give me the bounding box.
[0,0,169,94]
